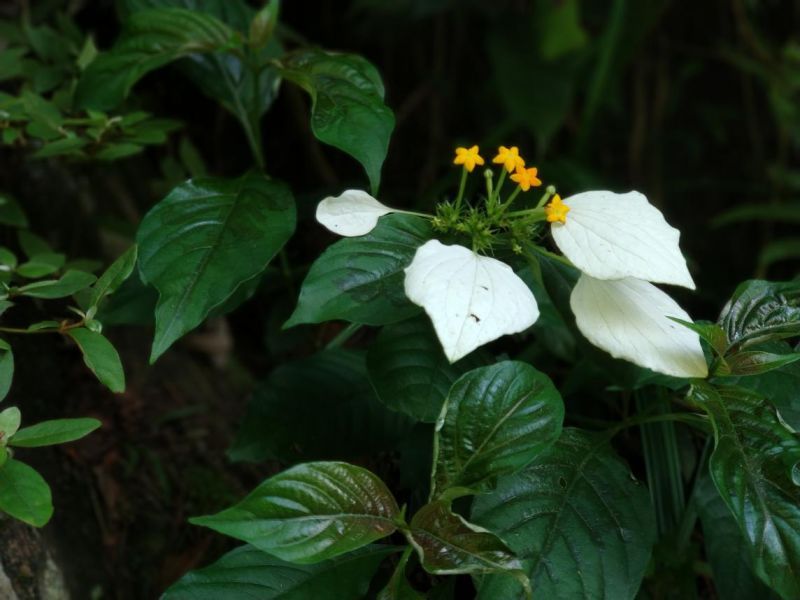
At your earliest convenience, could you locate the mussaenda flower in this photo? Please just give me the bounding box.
[510,166,542,192]
[453,145,485,172]
[492,146,525,172]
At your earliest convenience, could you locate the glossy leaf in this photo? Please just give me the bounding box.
[278,49,394,192]
[733,358,800,429]
[432,361,563,497]
[192,461,400,563]
[67,328,126,393]
[163,544,395,600]
[408,501,528,597]
[74,8,235,110]
[137,173,295,361]
[286,214,430,327]
[228,349,414,463]
[88,245,138,309]
[366,316,489,422]
[719,279,800,349]
[471,428,656,600]
[0,339,13,402]
[0,459,53,527]
[16,269,96,299]
[10,418,101,448]
[689,384,800,598]
[696,474,779,600]
[725,350,800,376]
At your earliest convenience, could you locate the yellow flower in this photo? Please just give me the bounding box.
[510,166,542,192]
[453,145,485,172]
[492,146,525,172]
[545,194,570,224]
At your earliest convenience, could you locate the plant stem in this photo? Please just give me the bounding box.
[325,322,362,349]
[453,168,468,212]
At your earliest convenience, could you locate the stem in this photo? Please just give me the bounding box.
[607,412,709,437]
[536,185,557,208]
[278,248,295,297]
[484,169,494,203]
[453,168,468,212]
[0,320,84,335]
[215,54,265,169]
[492,168,507,204]
[675,437,712,552]
[325,322,361,349]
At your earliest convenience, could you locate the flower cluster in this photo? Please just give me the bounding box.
[315,145,707,379]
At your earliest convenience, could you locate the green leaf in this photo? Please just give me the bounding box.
[366,317,490,422]
[124,0,255,33]
[10,418,101,448]
[15,252,65,278]
[0,193,28,227]
[471,428,657,600]
[18,230,53,258]
[137,173,295,362]
[277,49,395,193]
[758,238,800,273]
[669,318,728,357]
[33,135,89,158]
[696,474,780,600]
[725,350,800,376]
[88,245,138,309]
[191,461,400,563]
[377,548,424,600]
[432,361,563,498]
[16,269,96,298]
[0,459,53,527]
[0,406,21,440]
[689,384,800,598]
[408,501,527,589]
[163,544,396,600]
[732,358,800,429]
[713,203,800,228]
[286,214,430,327]
[228,349,414,464]
[67,328,126,393]
[537,0,587,60]
[74,8,236,111]
[0,339,13,402]
[719,279,800,349]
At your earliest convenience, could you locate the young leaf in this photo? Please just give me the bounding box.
[696,474,780,600]
[0,339,13,402]
[407,501,527,592]
[137,173,295,362]
[719,279,800,349]
[16,253,65,279]
[228,349,414,464]
[162,544,396,600]
[669,318,728,357]
[689,383,800,598]
[0,406,21,440]
[10,417,101,448]
[471,428,657,600]
[366,316,490,422]
[432,361,564,498]
[285,214,430,327]
[0,459,53,527]
[724,350,800,376]
[191,461,400,563]
[74,8,235,110]
[67,328,126,393]
[88,244,138,308]
[0,193,28,228]
[277,49,395,193]
[16,269,97,299]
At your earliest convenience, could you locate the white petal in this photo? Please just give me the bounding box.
[570,275,707,378]
[404,240,539,362]
[551,190,695,289]
[315,189,394,236]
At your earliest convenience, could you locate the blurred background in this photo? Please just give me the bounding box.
[0,0,798,597]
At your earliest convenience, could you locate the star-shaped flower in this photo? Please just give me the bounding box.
[492,146,525,172]
[510,166,542,192]
[453,145,485,172]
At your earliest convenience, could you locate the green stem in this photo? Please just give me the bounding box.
[325,322,362,349]
[492,168,507,204]
[536,185,557,208]
[216,54,265,169]
[453,168,468,212]
[675,437,712,552]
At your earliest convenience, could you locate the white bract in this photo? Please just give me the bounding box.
[316,189,395,237]
[550,190,707,378]
[403,240,539,362]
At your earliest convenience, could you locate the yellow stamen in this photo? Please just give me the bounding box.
[545,194,570,224]
[492,145,525,172]
[509,165,542,192]
[453,145,485,172]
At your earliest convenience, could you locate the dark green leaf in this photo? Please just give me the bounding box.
[718,279,800,349]
[15,252,65,278]
[0,459,53,527]
[18,230,53,258]
[228,349,414,463]
[0,193,28,227]
[286,214,430,327]
[432,361,563,498]
[408,501,527,590]
[10,418,101,448]
[137,173,295,362]
[732,358,800,429]
[88,245,138,309]
[74,8,235,111]
[16,269,96,299]
[191,461,400,563]
[725,350,800,376]
[689,384,800,598]
[67,328,125,393]
[277,49,394,192]
[758,239,800,273]
[124,0,255,32]
[367,317,490,422]
[33,135,89,158]
[0,339,13,402]
[377,548,424,600]
[163,544,396,600]
[696,474,780,600]
[471,428,656,600]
